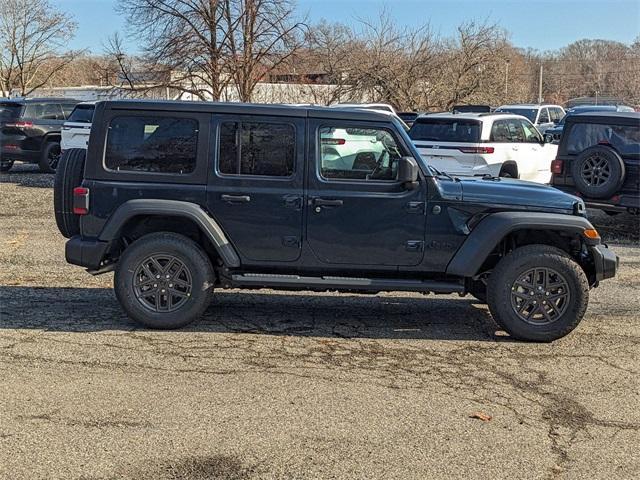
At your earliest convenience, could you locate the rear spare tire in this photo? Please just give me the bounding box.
[571,145,625,199]
[54,149,86,238]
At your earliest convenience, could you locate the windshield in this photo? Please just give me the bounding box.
[67,104,95,123]
[496,108,537,122]
[0,103,22,122]
[408,119,481,143]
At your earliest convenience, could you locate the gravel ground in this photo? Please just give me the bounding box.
[0,163,639,480]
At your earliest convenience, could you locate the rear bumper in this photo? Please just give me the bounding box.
[590,244,618,282]
[0,146,39,163]
[65,236,110,271]
[552,184,639,211]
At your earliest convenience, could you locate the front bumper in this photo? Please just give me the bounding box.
[65,236,110,271]
[590,244,618,282]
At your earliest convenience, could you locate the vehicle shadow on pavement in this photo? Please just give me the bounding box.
[0,286,505,342]
[0,163,54,188]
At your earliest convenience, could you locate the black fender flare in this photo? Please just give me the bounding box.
[445,211,595,277]
[98,199,241,268]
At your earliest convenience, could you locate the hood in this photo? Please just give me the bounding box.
[436,176,583,214]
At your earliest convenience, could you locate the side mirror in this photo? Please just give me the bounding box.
[398,156,419,189]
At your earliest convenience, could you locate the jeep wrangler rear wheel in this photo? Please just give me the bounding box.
[487,245,589,342]
[114,232,215,329]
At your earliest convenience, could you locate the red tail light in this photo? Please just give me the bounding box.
[458,146,494,154]
[6,121,33,128]
[551,159,564,174]
[321,138,346,145]
[72,186,89,215]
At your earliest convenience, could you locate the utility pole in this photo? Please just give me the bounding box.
[504,60,510,98]
[538,64,543,104]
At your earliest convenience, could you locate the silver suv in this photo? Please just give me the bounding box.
[495,104,565,134]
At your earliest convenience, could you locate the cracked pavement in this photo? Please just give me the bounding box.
[0,164,639,479]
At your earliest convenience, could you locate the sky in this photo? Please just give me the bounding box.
[59,0,640,54]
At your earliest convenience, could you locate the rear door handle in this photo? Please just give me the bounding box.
[313,198,343,207]
[221,194,251,204]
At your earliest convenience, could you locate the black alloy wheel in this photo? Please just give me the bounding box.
[509,267,570,325]
[133,254,193,313]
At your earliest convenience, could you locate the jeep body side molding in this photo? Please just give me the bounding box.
[98,199,241,268]
[446,212,596,277]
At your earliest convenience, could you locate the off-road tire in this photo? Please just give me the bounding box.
[0,160,13,172]
[114,232,215,329]
[571,145,625,199]
[38,141,62,173]
[54,149,86,238]
[487,245,589,342]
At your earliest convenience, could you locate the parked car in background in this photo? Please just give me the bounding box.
[452,104,492,113]
[0,97,79,173]
[495,104,565,134]
[408,112,557,183]
[545,105,635,143]
[61,102,96,152]
[551,111,640,214]
[397,111,420,127]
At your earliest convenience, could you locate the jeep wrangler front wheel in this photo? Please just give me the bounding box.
[114,232,215,329]
[487,245,589,342]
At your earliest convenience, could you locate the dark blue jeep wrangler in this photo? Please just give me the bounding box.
[54,100,618,341]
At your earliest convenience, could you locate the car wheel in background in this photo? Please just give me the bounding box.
[54,148,86,238]
[571,145,625,199]
[487,244,589,342]
[39,141,62,173]
[114,232,215,329]
[0,160,14,172]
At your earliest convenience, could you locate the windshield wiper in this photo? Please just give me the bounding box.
[429,166,458,182]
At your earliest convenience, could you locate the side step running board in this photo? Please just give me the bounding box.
[231,273,464,293]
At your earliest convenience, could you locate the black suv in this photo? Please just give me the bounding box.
[0,97,80,173]
[551,112,640,214]
[54,100,618,342]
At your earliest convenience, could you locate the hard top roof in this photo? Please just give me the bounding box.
[99,99,395,122]
[567,111,640,122]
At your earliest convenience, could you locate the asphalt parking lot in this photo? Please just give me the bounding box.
[0,164,638,480]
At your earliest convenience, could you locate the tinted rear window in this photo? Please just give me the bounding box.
[68,105,95,123]
[409,119,481,143]
[219,121,295,177]
[105,116,199,174]
[566,122,640,155]
[0,103,22,122]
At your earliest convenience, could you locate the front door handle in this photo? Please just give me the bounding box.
[313,198,343,207]
[221,194,251,204]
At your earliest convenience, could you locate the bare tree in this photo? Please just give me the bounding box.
[0,0,81,96]
[114,0,304,101]
[115,0,233,100]
[224,0,306,102]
